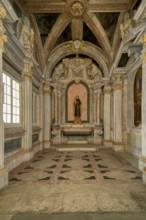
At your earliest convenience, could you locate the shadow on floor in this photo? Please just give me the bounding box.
[7,212,146,220]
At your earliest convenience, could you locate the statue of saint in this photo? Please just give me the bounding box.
[74,95,81,123]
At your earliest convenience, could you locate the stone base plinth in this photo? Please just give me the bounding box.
[24,148,34,161]
[103,140,112,148]
[139,157,146,184]
[113,142,124,151]
[43,140,51,149]
[0,167,8,189]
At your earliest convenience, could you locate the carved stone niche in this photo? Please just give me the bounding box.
[66,81,89,123]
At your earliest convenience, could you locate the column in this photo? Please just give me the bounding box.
[54,89,58,124]
[93,90,97,124]
[112,75,123,151]
[43,82,51,148]
[103,83,112,147]
[61,86,66,124]
[96,88,101,125]
[23,62,33,159]
[20,16,34,159]
[0,5,8,189]
[39,81,44,150]
[93,87,102,144]
[139,34,146,183]
[89,86,94,123]
[58,90,62,125]
[122,76,128,148]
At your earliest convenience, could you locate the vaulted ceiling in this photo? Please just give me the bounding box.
[16,0,139,73]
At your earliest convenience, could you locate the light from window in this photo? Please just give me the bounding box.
[3,73,20,124]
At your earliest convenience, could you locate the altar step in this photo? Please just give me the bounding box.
[52,144,98,152]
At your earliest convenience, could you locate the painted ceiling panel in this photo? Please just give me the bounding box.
[95,13,119,43]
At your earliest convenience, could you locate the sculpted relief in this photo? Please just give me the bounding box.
[51,57,102,85]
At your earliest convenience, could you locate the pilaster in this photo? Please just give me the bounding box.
[43,81,51,148]
[103,83,112,147]
[39,81,44,150]
[139,34,146,183]
[112,74,123,151]
[21,16,34,160]
[23,65,33,160]
[122,76,128,148]
[61,86,66,124]
[0,5,8,189]
[93,86,102,144]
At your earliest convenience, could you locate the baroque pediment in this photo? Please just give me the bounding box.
[51,57,102,86]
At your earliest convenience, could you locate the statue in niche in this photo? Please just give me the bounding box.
[74,95,82,124]
[134,67,142,127]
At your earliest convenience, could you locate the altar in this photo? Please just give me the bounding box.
[51,124,103,145]
[50,56,104,145]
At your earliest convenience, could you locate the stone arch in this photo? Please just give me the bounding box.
[44,41,109,79]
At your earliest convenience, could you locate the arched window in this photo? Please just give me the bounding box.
[134,67,142,127]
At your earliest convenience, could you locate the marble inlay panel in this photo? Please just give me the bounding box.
[9,150,142,185]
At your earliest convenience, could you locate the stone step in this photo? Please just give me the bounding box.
[51,144,98,152]
[57,147,97,152]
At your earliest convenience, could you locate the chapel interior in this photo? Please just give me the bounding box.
[1,0,146,219]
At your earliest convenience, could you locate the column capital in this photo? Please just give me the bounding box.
[42,81,51,95]
[141,50,146,63]
[23,72,33,81]
[112,74,123,91]
[23,61,33,81]
[104,83,111,94]
[0,5,7,49]
[141,34,146,46]
[140,34,146,63]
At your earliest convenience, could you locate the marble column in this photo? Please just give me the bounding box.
[43,82,51,148]
[0,6,8,189]
[112,75,123,151]
[103,84,112,147]
[61,86,66,124]
[23,63,33,159]
[96,89,101,125]
[139,34,146,183]
[39,82,44,150]
[93,88,102,144]
[89,87,94,123]
[93,90,97,124]
[54,89,58,124]
[58,90,62,125]
[122,76,128,148]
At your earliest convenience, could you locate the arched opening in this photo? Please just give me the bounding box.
[66,81,90,123]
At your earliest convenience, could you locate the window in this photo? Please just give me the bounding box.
[32,92,39,125]
[3,73,20,124]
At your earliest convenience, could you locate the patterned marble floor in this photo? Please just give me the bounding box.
[9,150,142,185]
[1,148,146,217]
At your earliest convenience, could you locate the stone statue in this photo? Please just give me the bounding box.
[19,16,34,57]
[74,95,81,123]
